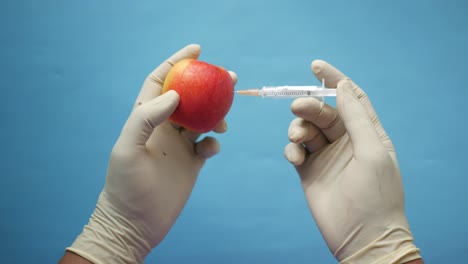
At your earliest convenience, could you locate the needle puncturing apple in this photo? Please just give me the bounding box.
[162,59,234,133]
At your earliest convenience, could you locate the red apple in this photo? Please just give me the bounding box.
[162,59,234,133]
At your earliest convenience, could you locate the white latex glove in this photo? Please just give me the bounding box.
[66,44,237,263]
[284,60,422,263]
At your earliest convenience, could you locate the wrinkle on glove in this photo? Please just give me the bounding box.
[67,193,152,264]
[337,225,420,264]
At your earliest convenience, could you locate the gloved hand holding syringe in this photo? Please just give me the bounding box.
[236,79,336,98]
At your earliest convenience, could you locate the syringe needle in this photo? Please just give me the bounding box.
[236,89,260,96]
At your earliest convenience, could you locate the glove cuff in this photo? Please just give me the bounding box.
[66,193,152,264]
[338,225,421,264]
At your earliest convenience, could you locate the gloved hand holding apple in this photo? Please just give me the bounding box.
[62,44,238,264]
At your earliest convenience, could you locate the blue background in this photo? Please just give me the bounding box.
[1,0,467,263]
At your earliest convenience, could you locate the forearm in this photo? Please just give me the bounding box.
[59,251,93,264]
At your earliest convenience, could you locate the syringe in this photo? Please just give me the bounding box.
[236,79,336,99]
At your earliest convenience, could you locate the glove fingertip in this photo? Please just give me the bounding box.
[163,89,180,99]
[195,137,220,159]
[311,60,327,75]
[186,44,201,57]
[212,120,228,134]
[284,143,306,166]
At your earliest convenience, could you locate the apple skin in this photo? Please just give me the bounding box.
[162,59,234,133]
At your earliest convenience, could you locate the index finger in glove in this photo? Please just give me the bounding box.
[133,44,201,109]
[290,97,345,142]
[311,60,393,150]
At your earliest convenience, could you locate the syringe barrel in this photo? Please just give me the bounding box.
[259,86,337,98]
